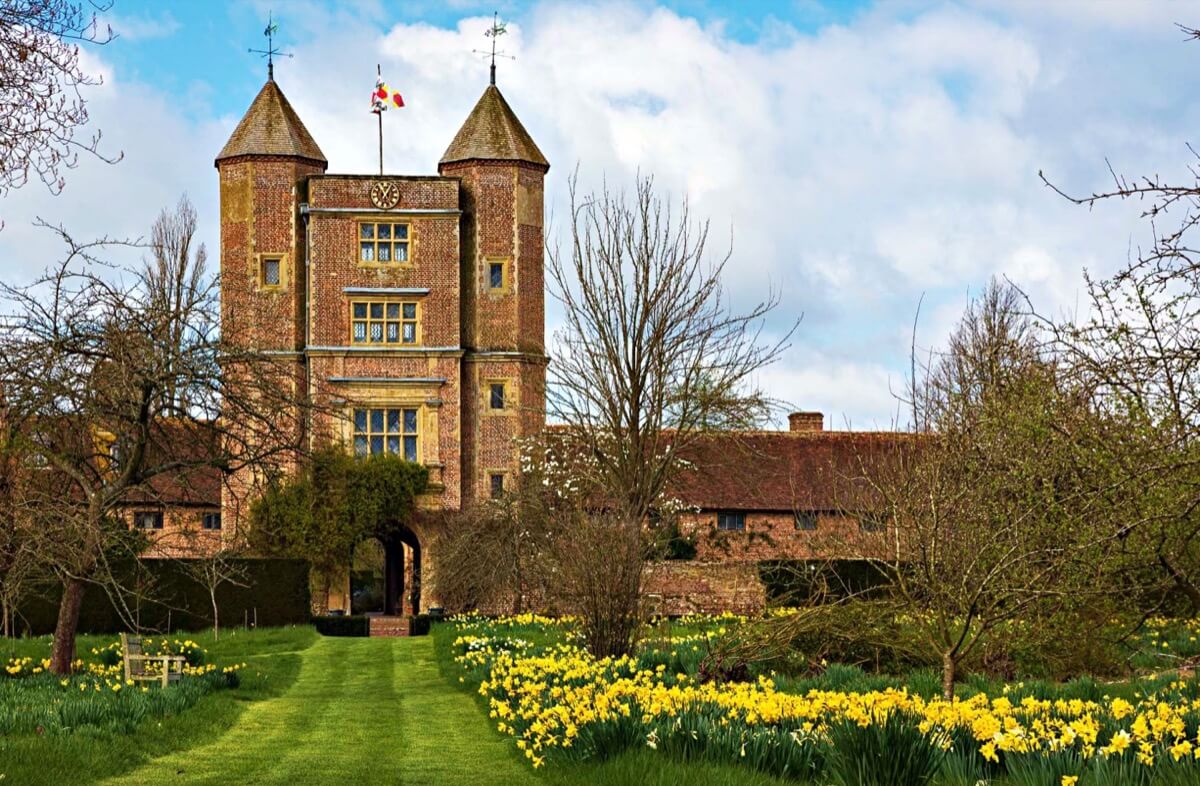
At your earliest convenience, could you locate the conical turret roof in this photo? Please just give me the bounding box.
[439,85,548,170]
[215,79,327,167]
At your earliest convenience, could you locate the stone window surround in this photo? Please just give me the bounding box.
[482,378,515,415]
[357,219,412,267]
[485,256,512,295]
[256,252,288,291]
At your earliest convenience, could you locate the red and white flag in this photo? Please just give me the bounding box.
[371,76,404,113]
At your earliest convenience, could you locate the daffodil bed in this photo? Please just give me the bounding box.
[444,613,1200,786]
[0,637,246,735]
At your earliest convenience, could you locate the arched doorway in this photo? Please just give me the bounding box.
[350,539,385,615]
[381,526,421,616]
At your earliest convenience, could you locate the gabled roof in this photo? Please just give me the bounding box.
[667,431,910,512]
[543,425,913,513]
[439,85,548,170]
[215,79,327,167]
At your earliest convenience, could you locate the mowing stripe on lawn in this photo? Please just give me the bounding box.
[102,636,540,786]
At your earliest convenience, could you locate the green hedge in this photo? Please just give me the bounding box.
[758,560,892,605]
[16,559,311,635]
[312,615,369,637]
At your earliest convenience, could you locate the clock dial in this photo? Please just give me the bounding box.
[369,181,401,209]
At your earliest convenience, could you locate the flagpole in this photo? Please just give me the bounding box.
[377,64,383,175]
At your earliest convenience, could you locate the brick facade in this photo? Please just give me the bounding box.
[146,75,908,617]
[208,78,551,613]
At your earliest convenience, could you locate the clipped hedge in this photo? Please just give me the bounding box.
[312,615,369,637]
[758,560,892,605]
[16,558,311,635]
[409,614,434,637]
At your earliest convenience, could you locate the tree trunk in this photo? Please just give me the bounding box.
[1160,554,1200,615]
[210,587,220,641]
[50,578,85,675]
[941,651,957,700]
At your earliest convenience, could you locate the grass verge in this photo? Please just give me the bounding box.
[0,626,316,785]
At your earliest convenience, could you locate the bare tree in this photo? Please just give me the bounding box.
[0,0,121,197]
[176,525,248,642]
[857,281,1127,698]
[0,201,314,673]
[546,173,794,656]
[0,432,42,636]
[1038,51,1200,611]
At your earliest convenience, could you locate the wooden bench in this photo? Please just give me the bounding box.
[120,633,187,687]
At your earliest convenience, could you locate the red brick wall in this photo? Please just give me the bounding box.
[642,562,767,615]
[218,155,323,535]
[128,507,227,559]
[441,160,548,507]
[681,510,890,562]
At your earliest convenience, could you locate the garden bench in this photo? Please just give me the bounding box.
[120,633,186,687]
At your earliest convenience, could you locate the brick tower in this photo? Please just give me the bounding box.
[214,77,327,530]
[439,83,549,506]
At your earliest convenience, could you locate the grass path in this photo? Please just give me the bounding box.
[103,636,540,786]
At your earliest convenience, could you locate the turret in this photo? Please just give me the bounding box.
[215,77,326,533]
[215,78,327,353]
[439,84,548,504]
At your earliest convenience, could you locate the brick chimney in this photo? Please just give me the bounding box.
[788,411,824,432]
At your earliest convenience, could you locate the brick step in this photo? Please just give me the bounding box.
[368,616,410,637]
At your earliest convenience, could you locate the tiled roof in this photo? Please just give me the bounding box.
[122,419,223,507]
[215,79,327,166]
[439,85,548,169]
[544,425,911,513]
[668,431,910,512]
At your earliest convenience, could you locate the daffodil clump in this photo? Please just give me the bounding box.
[0,639,247,736]
[448,614,1200,784]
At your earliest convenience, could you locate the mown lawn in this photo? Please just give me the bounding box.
[0,626,316,785]
[0,626,774,785]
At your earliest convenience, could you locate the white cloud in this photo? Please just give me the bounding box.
[1,1,1195,431]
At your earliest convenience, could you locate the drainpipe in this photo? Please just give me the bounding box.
[301,202,312,451]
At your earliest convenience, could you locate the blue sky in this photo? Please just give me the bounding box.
[102,1,877,120]
[1,1,1197,428]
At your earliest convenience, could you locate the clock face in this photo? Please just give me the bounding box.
[369,180,401,210]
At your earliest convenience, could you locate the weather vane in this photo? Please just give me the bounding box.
[249,11,293,80]
[472,12,514,86]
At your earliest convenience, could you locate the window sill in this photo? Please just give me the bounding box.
[357,262,415,270]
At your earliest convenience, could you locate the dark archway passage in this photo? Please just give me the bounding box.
[382,526,422,616]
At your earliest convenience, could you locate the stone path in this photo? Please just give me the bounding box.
[103,636,540,785]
